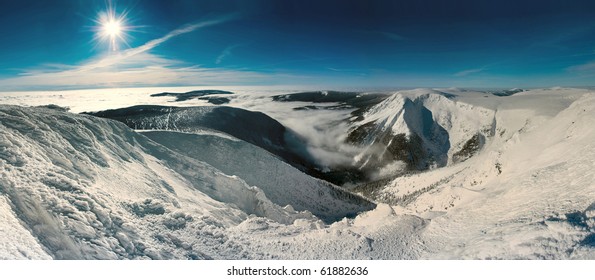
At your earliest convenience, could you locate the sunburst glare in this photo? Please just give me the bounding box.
[103,18,122,38]
[93,2,132,52]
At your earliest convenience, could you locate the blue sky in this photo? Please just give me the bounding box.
[1,0,595,90]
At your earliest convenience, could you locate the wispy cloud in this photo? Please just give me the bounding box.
[326,67,366,76]
[215,44,241,65]
[567,61,595,74]
[454,68,484,77]
[326,67,348,72]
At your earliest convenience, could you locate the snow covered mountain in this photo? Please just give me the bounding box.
[347,89,495,180]
[85,105,319,174]
[355,88,595,258]
[256,89,495,183]
[1,87,594,259]
[0,104,370,259]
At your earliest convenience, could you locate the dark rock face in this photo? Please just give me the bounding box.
[346,121,377,144]
[352,131,427,173]
[453,133,485,163]
[491,88,525,97]
[197,97,230,105]
[384,133,426,170]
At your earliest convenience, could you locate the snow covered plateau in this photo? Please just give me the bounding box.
[0,87,594,259]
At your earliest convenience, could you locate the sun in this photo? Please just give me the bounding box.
[93,2,131,52]
[103,19,122,38]
[98,13,127,51]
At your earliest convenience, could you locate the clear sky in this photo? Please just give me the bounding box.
[1,0,595,90]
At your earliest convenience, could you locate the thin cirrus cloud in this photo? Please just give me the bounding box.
[566,61,595,74]
[215,44,242,65]
[0,14,267,90]
[454,68,484,77]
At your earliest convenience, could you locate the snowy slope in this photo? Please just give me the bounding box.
[141,130,375,222]
[85,103,376,221]
[366,88,595,259]
[0,105,319,259]
[85,105,318,173]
